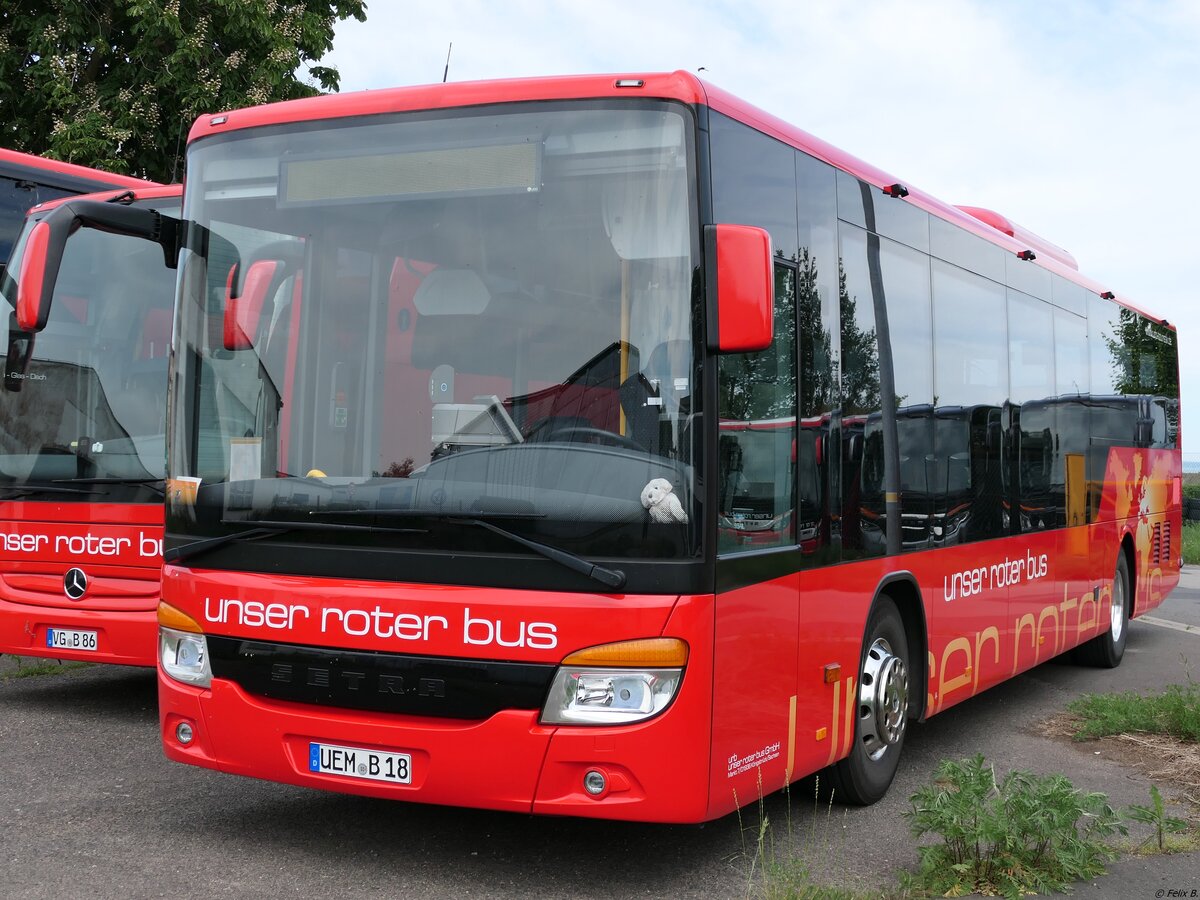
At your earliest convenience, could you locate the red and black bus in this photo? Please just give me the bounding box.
[0,149,151,272]
[0,184,180,665]
[15,72,1181,821]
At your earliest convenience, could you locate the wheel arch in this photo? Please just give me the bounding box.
[1119,531,1137,617]
[869,571,928,722]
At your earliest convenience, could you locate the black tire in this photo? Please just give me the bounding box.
[827,596,910,805]
[1073,552,1130,668]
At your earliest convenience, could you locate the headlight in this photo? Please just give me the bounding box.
[540,638,686,725]
[160,626,211,687]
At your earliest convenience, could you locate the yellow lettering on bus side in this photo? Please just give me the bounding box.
[1077,588,1098,639]
[826,679,840,766]
[972,626,999,693]
[1012,613,1036,675]
[1036,605,1060,660]
[936,637,972,713]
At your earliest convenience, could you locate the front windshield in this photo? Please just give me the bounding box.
[171,103,700,566]
[0,201,179,502]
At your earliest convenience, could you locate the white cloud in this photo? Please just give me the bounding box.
[323,0,1200,436]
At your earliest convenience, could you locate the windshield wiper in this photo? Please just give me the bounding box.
[0,484,108,499]
[465,517,626,590]
[323,508,625,590]
[164,518,429,566]
[54,476,166,495]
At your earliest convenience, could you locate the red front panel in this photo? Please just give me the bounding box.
[158,449,1180,820]
[0,501,163,666]
[159,568,717,822]
[709,571,799,819]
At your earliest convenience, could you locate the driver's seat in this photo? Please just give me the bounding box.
[619,340,691,456]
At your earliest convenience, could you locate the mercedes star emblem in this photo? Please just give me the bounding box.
[63,567,88,601]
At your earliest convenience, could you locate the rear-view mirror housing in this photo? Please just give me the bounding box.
[705,223,774,354]
[13,199,178,334]
[223,259,282,351]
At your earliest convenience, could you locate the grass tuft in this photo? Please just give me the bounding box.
[1183,522,1200,565]
[743,775,877,900]
[2,657,92,679]
[1068,683,1200,743]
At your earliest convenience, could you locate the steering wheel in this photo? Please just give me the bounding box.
[544,425,646,452]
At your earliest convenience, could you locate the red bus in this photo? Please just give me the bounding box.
[0,149,151,273]
[0,184,181,666]
[15,72,1181,821]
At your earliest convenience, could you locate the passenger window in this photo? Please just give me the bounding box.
[717,263,797,553]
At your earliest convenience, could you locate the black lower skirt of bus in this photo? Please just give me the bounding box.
[206,636,555,720]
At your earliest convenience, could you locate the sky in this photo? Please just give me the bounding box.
[320,0,1200,454]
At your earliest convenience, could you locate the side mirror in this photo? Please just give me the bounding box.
[3,320,34,393]
[15,219,61,332]
[705,224,774,354]
[223,259,281,350]
[14,199,178,334]
[220,241,304,351]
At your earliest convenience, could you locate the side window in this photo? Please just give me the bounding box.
[709,113,798,256]
[795,151,839,566]
[837,223,882,561]
[0,176,38,266]
[1054,308,1089,524]
[839,221,933,555]
[717,263,797,552]
[932,261,1007,543]
[1089,294,1180,448]
[1007,290,1056,533]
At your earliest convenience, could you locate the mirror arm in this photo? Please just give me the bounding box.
[16,199,181,333]
[65,199,181,268]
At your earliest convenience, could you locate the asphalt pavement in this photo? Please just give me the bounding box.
[2,572,1199,899]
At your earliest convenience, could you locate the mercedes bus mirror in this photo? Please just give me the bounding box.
[16,199,179,333]
[15,216,61,332]
[3,321,34,393]
[704,223,774,354]
[223,258,281,351]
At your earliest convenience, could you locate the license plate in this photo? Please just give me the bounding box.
[46,628,98,651]
[309,742,411,784]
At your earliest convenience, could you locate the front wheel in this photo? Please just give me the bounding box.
[827,596,910,805]
[1073,552,1130,668]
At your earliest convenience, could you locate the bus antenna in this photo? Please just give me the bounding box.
[442,42,453,83]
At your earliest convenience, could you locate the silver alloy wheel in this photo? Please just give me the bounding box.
[858,637,908,761]
[1110,564,1126,642]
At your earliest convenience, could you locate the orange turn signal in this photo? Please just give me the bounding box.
[158,601,204,634]
[562,638,688,668]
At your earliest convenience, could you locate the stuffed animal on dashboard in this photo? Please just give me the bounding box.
[640,477,688,524]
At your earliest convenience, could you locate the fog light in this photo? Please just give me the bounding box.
[176,721,194,745]
[584,769,607,796]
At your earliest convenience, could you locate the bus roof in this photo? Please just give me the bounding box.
[29,183,181,215]
[0,148,153,192]
[186,71,1168,328]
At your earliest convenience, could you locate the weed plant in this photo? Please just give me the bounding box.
[1068,682,1200,743]
[902,754,1124,900]
[738,776,869,900]
[1125,785,1190,852]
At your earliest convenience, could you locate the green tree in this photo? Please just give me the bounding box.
[0,0,367,182]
